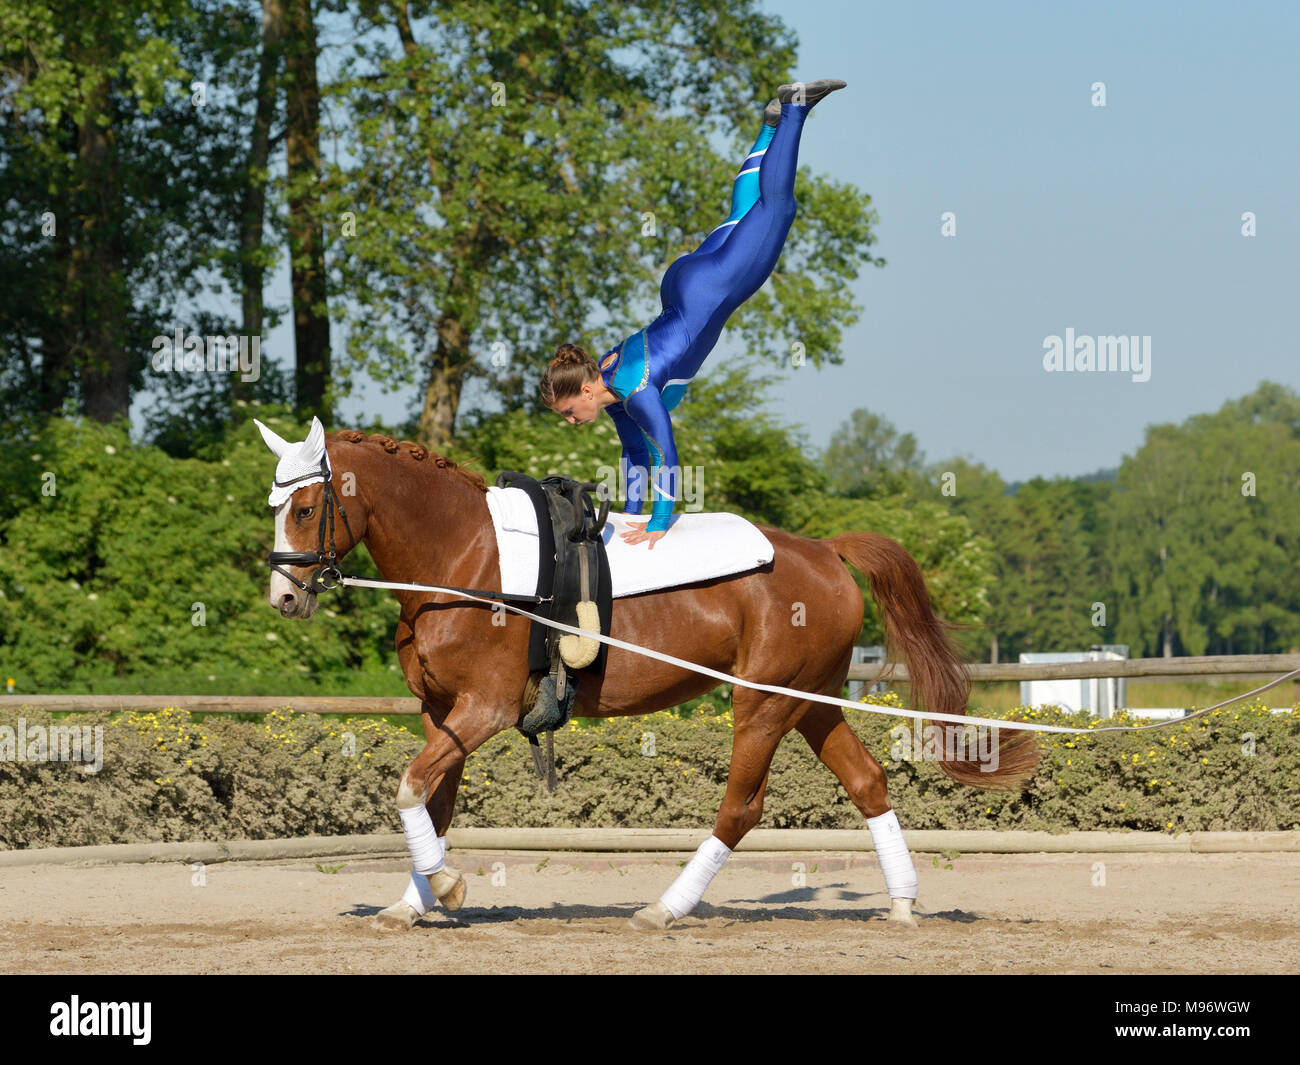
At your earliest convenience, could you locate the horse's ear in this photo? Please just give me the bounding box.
[305,417,326,462]
[254,418,290,459]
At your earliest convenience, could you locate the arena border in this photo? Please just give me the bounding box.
[0,828,1297,867]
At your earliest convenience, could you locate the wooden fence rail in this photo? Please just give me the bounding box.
[851,653,1300,684]
[1,655,1297,715]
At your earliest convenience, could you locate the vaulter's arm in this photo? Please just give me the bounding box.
[622,387,679,532]
[604,402,652,517]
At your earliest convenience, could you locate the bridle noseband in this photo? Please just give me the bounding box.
[266,455,356,596]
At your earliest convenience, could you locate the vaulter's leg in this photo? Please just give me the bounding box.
[375,698,507,932]
[676,105,778,263]
[630,691,789,931]
[796,704,920,928]
[662,80,845,380]
[656,96,781,317]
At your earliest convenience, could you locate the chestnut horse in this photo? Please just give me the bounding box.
[258,421,1037,931]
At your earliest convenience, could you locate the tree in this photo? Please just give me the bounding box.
[0,413,398,688]
[1108,382,1300,656]
[927,458,1114,662]
[239,0,287,392]
[322,0,881,451]
[284,0,331,420]
[0,0,260,435]
[823,408,926,499]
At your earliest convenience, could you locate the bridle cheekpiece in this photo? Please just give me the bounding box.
[266,453,355,596]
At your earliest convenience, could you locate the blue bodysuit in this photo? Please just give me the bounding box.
[600,101,812,530]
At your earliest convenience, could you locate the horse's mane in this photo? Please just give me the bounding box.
[329,430,489,494]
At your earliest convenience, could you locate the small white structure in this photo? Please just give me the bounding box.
[849,645,889,701]
[1019,645,1128,718]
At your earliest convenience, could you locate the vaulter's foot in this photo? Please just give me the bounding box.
[777,78,847,109]
[763,97,781,127]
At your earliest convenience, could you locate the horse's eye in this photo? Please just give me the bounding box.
[296,506,315,522]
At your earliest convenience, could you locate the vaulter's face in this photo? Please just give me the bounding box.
[554,384,599,426]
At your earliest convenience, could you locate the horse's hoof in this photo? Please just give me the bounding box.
[374,901,419,932]
[886,897,919,930]
[430,868,467,912]
[629,901,676,931]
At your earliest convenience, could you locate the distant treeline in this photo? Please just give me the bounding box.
[821,383,1300,662]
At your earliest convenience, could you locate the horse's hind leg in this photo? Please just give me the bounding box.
[630,693,789,931]
[796,705,919,928]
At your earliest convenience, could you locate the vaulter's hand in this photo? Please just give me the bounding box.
[620,521,668,549]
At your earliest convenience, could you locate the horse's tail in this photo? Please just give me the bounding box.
[831,531,1039,791]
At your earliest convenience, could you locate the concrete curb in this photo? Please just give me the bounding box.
[1,828,1297,867]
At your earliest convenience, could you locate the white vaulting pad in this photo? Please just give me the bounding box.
[483,486,774,599]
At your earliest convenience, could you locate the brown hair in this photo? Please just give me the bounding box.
[540,343,600,407]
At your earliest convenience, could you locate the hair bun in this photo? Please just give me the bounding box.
[554,343,589,364]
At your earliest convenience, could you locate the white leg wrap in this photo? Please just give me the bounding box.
[398,805,445,877]
[399,835,449,915]
[659,836,732,919]
[867,808,918,899]
[401,871,438,914]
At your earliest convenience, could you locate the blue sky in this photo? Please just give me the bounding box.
[271,1,1299,482]
[757,0,1300,480]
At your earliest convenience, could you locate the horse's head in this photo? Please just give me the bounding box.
[256,417,365,620]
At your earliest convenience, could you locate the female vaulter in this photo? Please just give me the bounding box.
[540,78,846,548]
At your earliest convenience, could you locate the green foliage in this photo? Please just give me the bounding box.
[1108,382,1300,656]
[322,0,880,437]
[823,409,927,499]
[5,700,1296,848]
[900,382,1300,662]
[0,0,259,425]
[0,414,400,690]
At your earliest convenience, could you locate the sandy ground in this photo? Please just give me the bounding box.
[0,849,1297,974]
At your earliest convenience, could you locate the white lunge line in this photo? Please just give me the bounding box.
[339,577,1299,737]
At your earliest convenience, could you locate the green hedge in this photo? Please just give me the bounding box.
[2,698,1297,849]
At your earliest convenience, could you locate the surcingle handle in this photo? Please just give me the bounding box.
[559,542,600,670]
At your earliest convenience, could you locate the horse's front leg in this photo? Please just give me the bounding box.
[375,697,506,932]
[374,762,467,930]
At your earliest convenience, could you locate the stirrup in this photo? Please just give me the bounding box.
[518,669,577,738]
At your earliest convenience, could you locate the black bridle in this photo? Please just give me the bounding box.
[267,456,355,596]
[264,452,549,605]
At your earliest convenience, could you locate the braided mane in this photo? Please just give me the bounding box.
[330,430,489,493]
